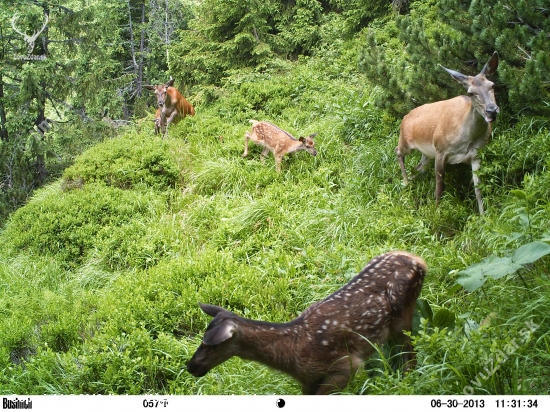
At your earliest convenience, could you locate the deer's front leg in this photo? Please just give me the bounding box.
[315,356,357,394]
[434,152,446,205]
[164,110,178,138]
[471,157,485,214]
[242,132,251,157]
[160,111,167,135]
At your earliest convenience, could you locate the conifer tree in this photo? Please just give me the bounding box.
[359,0,550,118]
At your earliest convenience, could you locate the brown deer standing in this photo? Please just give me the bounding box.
[145,79,195,138]
[396,52,499,214]
[242,120,317,172]
[187,251,427,395]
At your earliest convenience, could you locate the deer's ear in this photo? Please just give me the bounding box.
[481,52,499,77]
[440,66,470,88]
[145,85,155,90]
[202,320,236,345]
[299,137,305,143]
[199,303,229,318]
[166,78,175,87]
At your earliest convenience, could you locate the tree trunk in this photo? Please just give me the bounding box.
[34,3,50,184]
[164,0,170,67]
[0,72,8,141]
[137,1,146,97]
[34,109,48,185]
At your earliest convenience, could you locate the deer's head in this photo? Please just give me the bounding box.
[441,52,499,123]
[186,304,241,377]
[145,79,175,108]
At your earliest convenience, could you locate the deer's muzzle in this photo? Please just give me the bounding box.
[485,105,499,123]
[186,359,209,377]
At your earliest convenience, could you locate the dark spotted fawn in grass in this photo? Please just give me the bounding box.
[187,251,427,394]
[242,120,317,172]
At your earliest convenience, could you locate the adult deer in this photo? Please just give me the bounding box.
[396,52,499,214]
[145,79,195,138]
[187,251,427,395]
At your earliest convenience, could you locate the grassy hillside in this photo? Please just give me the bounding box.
[1,46,550,394]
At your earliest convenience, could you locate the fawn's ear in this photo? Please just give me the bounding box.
[202,319,236,345]
[199,303,231,318]
[145,85,156,90]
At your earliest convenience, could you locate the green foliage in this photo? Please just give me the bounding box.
[171,0,279,86]
[458,241,550,292]
[62,132,181,191]
[359,0,550,118]
[0,136,36,222]
[329,0,390,35]
[0,0,195,221]
[171,0,389,87]
[413,299,456,335]
[1,182,166,269]
[457,176,550,292]
[2,0,550,397]
[479,118,550,193]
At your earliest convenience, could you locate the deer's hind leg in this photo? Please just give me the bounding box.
[415,154,432,174]
[396,146,410,184]
[314,355,362,394]
[434,152,447,206]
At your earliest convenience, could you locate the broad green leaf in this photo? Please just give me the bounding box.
[463,256,521,278]
[457,256,522,291]
[509,189,527,200]
[457,256,522,292]
[457,270,487,292]
[416,298,433,321]
[511,241,550,265]
[433,309,456,329]
[448,283,464,295]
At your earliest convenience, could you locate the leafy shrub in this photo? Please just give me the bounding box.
[359,0,550,118]
[62,132,181,191]
[479,118,550,194]
[1,183,165,268]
